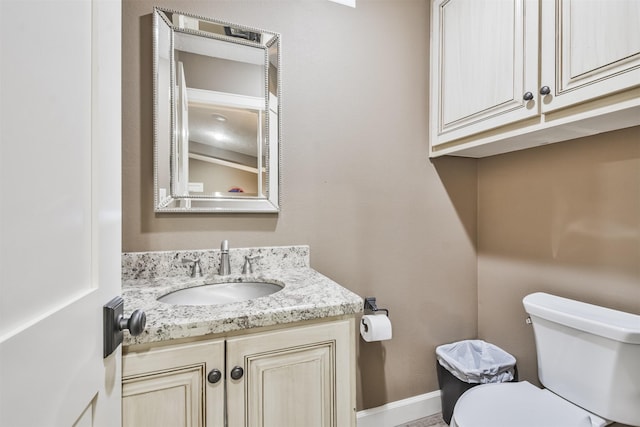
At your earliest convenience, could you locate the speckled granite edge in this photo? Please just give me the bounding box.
[121,245,363,346]
[123,267,364,346]
[122,245,309,279]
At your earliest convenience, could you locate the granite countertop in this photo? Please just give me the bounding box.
[122,267,364,346]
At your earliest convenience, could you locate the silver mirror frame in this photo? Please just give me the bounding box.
[153,7,281,213]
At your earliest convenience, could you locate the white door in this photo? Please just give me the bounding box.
[176,61,190,200]
[0,1,122,426]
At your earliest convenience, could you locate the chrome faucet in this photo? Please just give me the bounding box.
[219,240,230,275]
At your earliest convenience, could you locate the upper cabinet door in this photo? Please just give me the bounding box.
[540,0,640,112]
[430,0,539,146]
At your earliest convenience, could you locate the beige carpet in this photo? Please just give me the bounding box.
[396,413,448,427]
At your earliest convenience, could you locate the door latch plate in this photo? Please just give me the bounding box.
[103,296,124,358]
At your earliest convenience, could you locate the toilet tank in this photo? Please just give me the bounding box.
[523,292,640,426]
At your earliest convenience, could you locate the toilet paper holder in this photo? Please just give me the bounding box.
[362,297,390,333]
[363,297,389,317]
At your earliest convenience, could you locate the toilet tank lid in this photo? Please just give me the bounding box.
[523,292,640,344]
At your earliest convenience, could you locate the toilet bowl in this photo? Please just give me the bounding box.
[449,292,640,427]
[450,381,608,427]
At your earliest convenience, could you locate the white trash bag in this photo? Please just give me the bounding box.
[436,340,516,384]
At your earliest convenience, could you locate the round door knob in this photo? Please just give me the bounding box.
[523,92,534,101]
[540,86,551,95]
[207,369,222,384]
[118,309,146,336]
[230,366,244,380]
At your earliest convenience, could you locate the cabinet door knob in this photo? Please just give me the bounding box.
[523,92,534,101]
[207,369,222,384]
[230,366,244,380]
[540,86,551,95]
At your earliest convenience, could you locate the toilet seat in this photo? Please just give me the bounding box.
[450,381,609,427]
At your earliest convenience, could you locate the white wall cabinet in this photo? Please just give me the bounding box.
[540,0,640,113]
[429,0,540,147]
[123,319,356,427]
[430,0,640,158]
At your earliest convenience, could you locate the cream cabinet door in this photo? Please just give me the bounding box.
[226,320,356,427]
[123,340,226,427]
[540,0,640,113]
[430,0,539,146]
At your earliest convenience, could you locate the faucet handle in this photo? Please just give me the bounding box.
[242,255,262,274]
[182,257,203,277]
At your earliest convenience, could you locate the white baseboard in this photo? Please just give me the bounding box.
[356,390,442,427]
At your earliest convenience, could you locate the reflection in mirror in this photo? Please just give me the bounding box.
[153,8,280,212]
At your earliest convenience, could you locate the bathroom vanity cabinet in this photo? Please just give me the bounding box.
[122,318,356,427]
[429,0,640,158]
[120,246,362,426]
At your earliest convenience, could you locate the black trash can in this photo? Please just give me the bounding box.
[435,340,518,425]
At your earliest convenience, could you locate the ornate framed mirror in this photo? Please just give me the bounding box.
[153,7,280,213]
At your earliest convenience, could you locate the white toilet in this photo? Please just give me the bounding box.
[451,292,640,427]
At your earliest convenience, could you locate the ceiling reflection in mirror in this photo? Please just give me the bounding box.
[153,7,280,213]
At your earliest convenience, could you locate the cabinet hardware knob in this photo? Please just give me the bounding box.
[540,86,551,95]
[230,366,244,380]
[523,92,534,101]
[207,369,222,384]
[118,309,146,336]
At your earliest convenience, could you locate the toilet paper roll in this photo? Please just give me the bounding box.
[360,314,392,342]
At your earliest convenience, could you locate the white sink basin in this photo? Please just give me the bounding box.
[157,281,283,306]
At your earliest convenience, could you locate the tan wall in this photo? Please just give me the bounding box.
[477,127,640,388]
[122,0,478,409]
[123,0,640,412]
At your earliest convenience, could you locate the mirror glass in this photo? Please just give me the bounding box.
[153,7,280,212]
